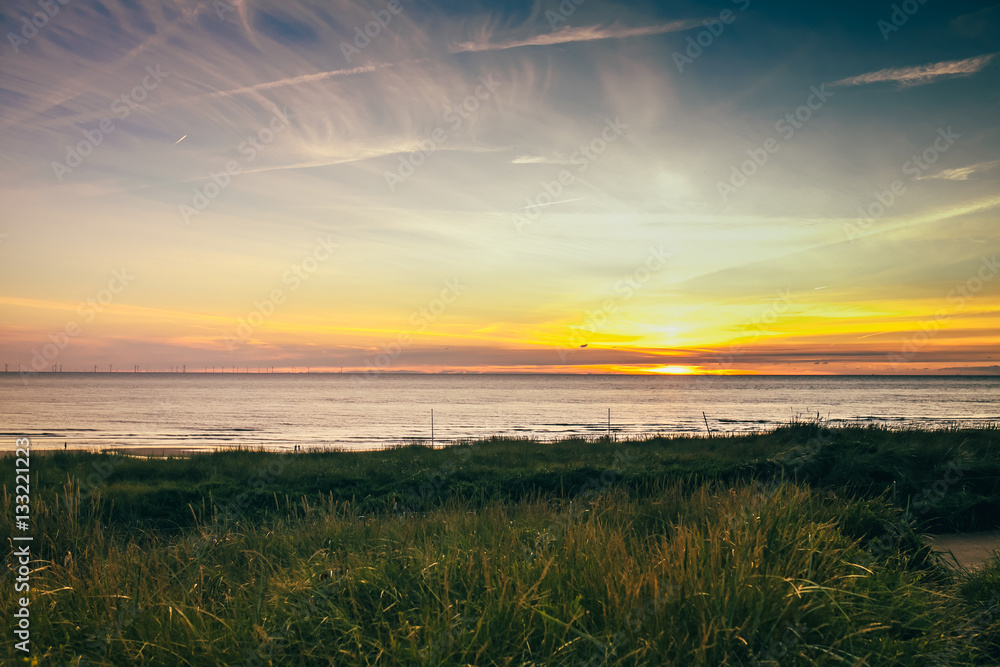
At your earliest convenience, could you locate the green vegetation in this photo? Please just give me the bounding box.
[4,424,1000,665]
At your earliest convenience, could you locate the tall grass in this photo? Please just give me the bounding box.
[4,427,999,664]
[18,424,1000,532]
[4,475,997,665]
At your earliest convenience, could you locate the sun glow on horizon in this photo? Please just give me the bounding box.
[647,365,702,375]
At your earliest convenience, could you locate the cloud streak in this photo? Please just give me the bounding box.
[830,53,995,87]
[917,160,1000,181]
[450,21,701,53]
[198,63,383,100]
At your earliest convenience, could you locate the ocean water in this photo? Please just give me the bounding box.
[1,373,997,451]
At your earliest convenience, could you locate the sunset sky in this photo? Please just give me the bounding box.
[1,0,998,374]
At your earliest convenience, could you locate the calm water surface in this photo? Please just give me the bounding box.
[1,374,997,451]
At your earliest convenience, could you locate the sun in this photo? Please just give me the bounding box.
[648,365,700,375]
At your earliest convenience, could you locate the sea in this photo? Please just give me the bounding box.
[1,373,997,452]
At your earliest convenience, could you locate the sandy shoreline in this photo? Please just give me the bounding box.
[925,531,1000,570]
[24,446,219,457]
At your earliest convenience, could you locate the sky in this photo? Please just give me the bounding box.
[1,0,998,375]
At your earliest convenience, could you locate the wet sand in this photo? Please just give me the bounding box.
[26,446,210,457]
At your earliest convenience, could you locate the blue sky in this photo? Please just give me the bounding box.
[1,0,998,374]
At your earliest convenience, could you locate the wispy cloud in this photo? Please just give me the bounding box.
[917,160,1000,181]
[511,154,580,165]
[830,53,995,88]
[512,155,552,164]
[200,63,383,99]
[450,21,700,53]
[518,197,587,209]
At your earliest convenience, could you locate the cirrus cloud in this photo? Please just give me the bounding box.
[450,21,702,53]
[917,160,1000,181]
[830,53,995,88]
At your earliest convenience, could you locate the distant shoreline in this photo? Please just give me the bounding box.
[2,370,1000,376]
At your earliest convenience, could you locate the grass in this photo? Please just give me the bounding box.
[4,423,1000,665]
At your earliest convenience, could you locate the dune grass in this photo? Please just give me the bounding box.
[4,424,1000,665]
[22,423,1000,531]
